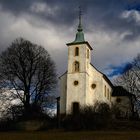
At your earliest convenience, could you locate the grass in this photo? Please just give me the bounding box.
[0,131,140,140]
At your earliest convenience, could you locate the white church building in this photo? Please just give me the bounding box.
[59,13,134,116]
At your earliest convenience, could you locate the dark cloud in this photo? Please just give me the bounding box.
[0,0,140,78]
[0,0,33,13]
[0,0,139,25]
[0,0,139,41]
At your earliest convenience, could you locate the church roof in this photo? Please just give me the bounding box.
[103,74,114,88]
[90,63,113,88]
[112,86,135,98]
[59,71,67,79]
[72,7,85,43]
[72,23,85,43]
[67,41,93,50]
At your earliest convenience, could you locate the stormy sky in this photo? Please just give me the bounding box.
[0,0,140,80]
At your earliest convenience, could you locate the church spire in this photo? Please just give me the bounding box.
[77,6,83,32]
[73,6,85,43]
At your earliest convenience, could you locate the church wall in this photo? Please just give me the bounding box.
[66,73,87,113]
[86,65,104,105]
[85,65,113,105]
[60,73,67,114]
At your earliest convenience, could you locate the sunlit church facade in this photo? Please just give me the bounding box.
[59,14,134,117]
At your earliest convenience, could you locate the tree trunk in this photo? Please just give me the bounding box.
[24,94,31,118]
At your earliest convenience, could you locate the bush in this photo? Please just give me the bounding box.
[61,102,112,130]
[0,119,17,131]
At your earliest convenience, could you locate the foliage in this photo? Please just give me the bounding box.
[61,102,112,130]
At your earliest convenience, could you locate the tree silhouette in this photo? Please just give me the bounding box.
[0,38,57,117]
[114,54,140,117]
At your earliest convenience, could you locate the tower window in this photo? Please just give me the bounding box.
[75,47,79,56]
[74,61,80,72]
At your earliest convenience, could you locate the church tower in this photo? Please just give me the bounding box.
[66,9,93,113]
[59,8,113,115]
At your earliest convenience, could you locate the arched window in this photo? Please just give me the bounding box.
[107,89,109,100]
[87,49,89,58]
[75,47,79,56]
[104,85,106,97]
[74,61,80,72]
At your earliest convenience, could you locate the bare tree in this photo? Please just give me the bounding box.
[132,54,140,95]
[114,54,140,116]
[0,38,57,117]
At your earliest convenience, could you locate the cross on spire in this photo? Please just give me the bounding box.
[78,6,83,32]
[79,6,82,26]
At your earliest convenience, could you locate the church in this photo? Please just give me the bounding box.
[59,13,134,116]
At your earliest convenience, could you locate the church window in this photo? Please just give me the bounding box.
[116,98,121,103]
[107,89,109,100]
[87,49,89,59]
[75,47,79,56]
[107,93,109,100]
[74,80,79,86]
[74,61,80,72]
[104,85,106,97]
[91,83,96,89]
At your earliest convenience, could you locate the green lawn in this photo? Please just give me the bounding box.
[0,131,140,140]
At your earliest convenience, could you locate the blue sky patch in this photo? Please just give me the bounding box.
[106,62,132,78]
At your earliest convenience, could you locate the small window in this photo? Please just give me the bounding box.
[116,98,121,103]
[75,47,79,56]
[74,80,79,86]
[91,83,96,89]
[87,49,89,58]
[74,61,80,72]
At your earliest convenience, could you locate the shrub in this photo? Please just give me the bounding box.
[61,102,112,130]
